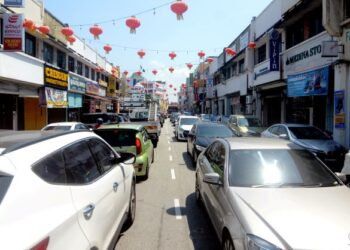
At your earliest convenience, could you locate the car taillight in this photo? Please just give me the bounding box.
[136,137,142,155]
[30,237,49,250]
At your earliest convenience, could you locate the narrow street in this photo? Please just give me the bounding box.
[116,120,220,250]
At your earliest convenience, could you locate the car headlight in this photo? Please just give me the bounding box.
[246,234,281,250]
[195,144,206,151]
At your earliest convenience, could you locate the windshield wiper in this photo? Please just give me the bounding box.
[252,182,340,188]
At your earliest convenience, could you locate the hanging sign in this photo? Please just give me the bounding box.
[69,74,86,93]
[107,76,117,97]
[334,90,345,129]
[3,13,24,51]
[269,29,280,71]
[86,81,99,95]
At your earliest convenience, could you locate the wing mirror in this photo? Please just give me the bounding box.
[203,173,222,185]
[336,172,348,184]
[279,134,289,140]
[117,152,136,164]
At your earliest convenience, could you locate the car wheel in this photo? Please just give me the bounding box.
[195,175,202,206]
[186,143,190,155]
[123,181,136,230]
[222,233,234,250]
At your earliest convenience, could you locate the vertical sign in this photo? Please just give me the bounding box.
[3,13,24,51]
[334,90,345,129]
[269,29,280,71]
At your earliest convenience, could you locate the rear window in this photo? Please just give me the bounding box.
[0,174,13,204]
[43,126,71,131]
[95,129,137,147]
[81,114,120,124]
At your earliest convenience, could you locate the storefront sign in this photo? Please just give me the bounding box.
[86,81,99,95]
[287,67,329,97]
[68,92,82,108]
[99,79,108,88]
[3,13,24,51]
[334,90,345,129]
[269,29,280,71]
[99,86,106,97]
[286,45,322,66]
[45,87,68,108]
[107,76,117,97]
[4,0,24,7]
[69,74,86,93]
[44,65,68,89]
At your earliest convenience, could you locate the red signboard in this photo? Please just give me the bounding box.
[3,13,24,51]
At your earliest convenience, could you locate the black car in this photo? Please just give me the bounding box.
[187,122,235,165]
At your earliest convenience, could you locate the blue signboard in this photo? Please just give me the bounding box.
[4,0,24,7]
[69,74,86,93]
[287,66,329,97]
[68,92,82,108]
[334,90,345,129]
[269,30,280,71]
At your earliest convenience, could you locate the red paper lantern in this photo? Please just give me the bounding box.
[152,69,158,75]
[169,67,174,73]
[89,25,103,40]
[170,0,188,20]
[103,44,112,54]
[23,19,35,30]
[174,93,177,96]
[127,78,131,83]
[182,83,186,88]
[186,63,193,70]
[198,50,205,59]
[137,50,146,59]
[169,51,177,60]
[123,70,129,76]
[207,57,214,64]
[174,88,177,91]
[38,25,50,35]
[248,41,256,49]
[169,84,173,88]
[61,27,74,38]
[126,16,141,34]
[225,47,236,56]
[137,71,142,76]
[67,36,76,45]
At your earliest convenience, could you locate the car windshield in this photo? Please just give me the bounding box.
[228,149,339,187]
[43,126,71,131]
[197,126,234,137]
[238,117,262,127]
[94,129,137,147]
[180,118,198,125]
[289,126,330,140]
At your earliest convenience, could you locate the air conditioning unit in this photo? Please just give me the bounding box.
[246,95,253,104]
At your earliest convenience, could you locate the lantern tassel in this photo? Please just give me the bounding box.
[130,28,136,34]
[177,14,184,20]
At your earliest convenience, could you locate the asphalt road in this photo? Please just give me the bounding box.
[115,120,220,250]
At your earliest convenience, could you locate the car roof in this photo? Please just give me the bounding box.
[179,115,198,119]
[0,130,90,155]
[44,122,81,126]
[272,123,312,127]
[224,137,302,150]
[97,123,144,131]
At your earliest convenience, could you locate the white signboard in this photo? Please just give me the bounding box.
[3,13,24,51]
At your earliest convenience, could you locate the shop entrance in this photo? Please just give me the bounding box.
[0,94,15,129]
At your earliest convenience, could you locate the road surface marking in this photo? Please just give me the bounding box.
[168,147,171,151]
[174,199,182,220]
[169,155,173,161]
[171,169,176,180]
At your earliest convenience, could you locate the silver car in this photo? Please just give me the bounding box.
[196,137,350,250]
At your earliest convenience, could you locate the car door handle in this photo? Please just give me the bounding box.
[83,204,95,219]
[113,182,119,191]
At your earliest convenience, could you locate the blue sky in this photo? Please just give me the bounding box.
[44,0,272,102]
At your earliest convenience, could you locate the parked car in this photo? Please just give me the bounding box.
[196,137,350,250]
[81,112,124,128]
[261,123,348,172]
[41,122,90,131]
[174,115,200,141]
[228,115,266,136]
[187,122,235,165]
[0,130,136,250]
[94,123,154,179]
[199,114,211,122]
[170,112,180,125]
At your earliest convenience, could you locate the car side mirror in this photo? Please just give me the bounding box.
[203,173,222,185]
[336,172,348,184]
[279,134,289,140]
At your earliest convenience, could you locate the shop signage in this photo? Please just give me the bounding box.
[287,66,329,97]
[286,45,322,65]
[107,76,117,97]
[44,65,68,89]
[45,87,68,108]
[269,29,280,71]
[4,0,24,7]
[69,74,86,93]
[99,86,106,97]
[99,79,108,88]
[3,13,24,51]
[343,29,350,61]
[86,81,99,95]
[68,92,82,108]
[334,90,345,129]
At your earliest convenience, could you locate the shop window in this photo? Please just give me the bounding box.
[77,61,83,75]
[257,44,266,64]
[238,59,245,73]
[85,65,90,78]
[43,42,54,64]
[96,72,100,81]
[225,67,231,80]
[25,33,36,57]
[68,56,75,72]
[232,63,237,76]
[91,68,95,81]
[57,50,66,69]
[309,8,324,37]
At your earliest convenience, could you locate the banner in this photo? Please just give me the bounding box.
[45,87,68,108]
[287,67,329,97]
[107,76,117,97]
[69,74,86,93]
[68,93,82,108]
[3,13,24,51]
[334,90,345,129]
[86,81,99,95]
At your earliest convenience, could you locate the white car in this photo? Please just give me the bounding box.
[0,130,136,250]
[196,137,350,249]
[175,115,199,141]
[41,122,91,131]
